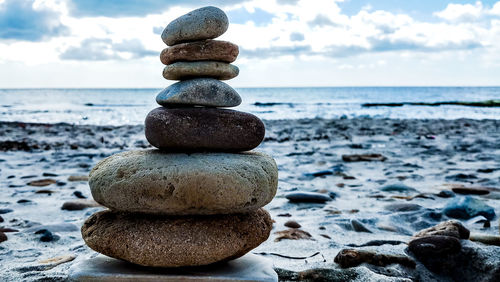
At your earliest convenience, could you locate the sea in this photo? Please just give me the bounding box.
[0,87,499,125]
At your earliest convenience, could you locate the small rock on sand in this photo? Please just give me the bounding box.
[285,192,332,203]
[342,154,387,162]
[284,220,301,228]
[61,199,100,211]
[0,231,7,243]
[443,196,495,220]
[27,179,56,186]
[274,229,312,242]
[350,219,372,233]
[68,175,89,182]
[0,208,13,214]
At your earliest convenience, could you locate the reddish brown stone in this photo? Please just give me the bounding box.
[145,107,265,151]
[160,40,238,65]
[81,209,272,267]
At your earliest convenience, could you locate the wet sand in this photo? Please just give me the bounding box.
[0,118,499,281]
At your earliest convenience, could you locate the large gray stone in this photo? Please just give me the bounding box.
[81,209,273,267]
[161,6,228,46]
[68,254,277,281]
[89,150,278,215]
[163,61,239,80]
[156,78,241,107]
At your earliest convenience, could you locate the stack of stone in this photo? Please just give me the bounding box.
[81,6,278,268]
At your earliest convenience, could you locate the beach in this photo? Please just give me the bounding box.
[1,117,499,281]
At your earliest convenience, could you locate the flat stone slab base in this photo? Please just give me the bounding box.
[68,254,277,281]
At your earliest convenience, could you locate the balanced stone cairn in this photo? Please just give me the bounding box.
[81,6,278,268]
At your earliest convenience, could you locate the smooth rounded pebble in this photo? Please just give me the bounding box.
[89,150,278,215]
[285,192,332,203]
[156,78,241,107]
[160,40,238,65]
[162,6,228,46]
[145,107,264,152]
[82,209,273,267]
[163,61,239,80]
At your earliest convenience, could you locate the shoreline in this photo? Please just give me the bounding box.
[1,118,499,281]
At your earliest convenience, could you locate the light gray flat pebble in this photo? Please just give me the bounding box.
[156,78,241,107]
[163,61,239,80]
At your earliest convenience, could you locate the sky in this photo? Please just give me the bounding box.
[0,0,500,87]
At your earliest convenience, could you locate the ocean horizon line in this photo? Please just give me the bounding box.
[1,85,500,90]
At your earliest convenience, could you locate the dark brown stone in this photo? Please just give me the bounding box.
[408,235,462,258]
[145,107,265,151]
[0,231,6,243]
[160,40,238,65]
[81,209,272,267]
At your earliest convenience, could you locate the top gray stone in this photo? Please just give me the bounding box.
[162,6,229,46]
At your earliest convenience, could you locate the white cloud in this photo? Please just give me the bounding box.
[434,1,484,22]
[1,0,500,87]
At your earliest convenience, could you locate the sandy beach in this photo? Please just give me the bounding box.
[0,118,499,281]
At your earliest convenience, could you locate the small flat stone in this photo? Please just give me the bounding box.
[145,107,264,152]
[469,233,500,246]
[160,40,238,65]
[342,154,387,162]
[380,183,418,193]
[413,220,470,239]
[68,254,277,281]
[350,219,372,233]
[161,6,229,46]
[163,61,239,80]
[68,175,89,181]
[285,192,332,203]
[156,78,241,107]
[443,196,495,220]
[284,220,301,228]
[82,209,272,267]
[0,208,13,214]
[27,179,56,187]
[61,199,100,211]
[89,150,277,215]
[451,186,490,195]
[384,203,422,212]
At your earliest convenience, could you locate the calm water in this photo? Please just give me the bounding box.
[0,87,499,125]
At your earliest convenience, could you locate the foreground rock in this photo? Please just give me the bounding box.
[161,6,229,46]
[82,209,272,267]
[156,78,241,107]
[334,249,415,268]
[145,107,264,151]
[413,220,470,239]
[161,40,238,65]
[89,150,278,215]
[163,61,239,80]
[443,196,495,220]
[69,254,277,282]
